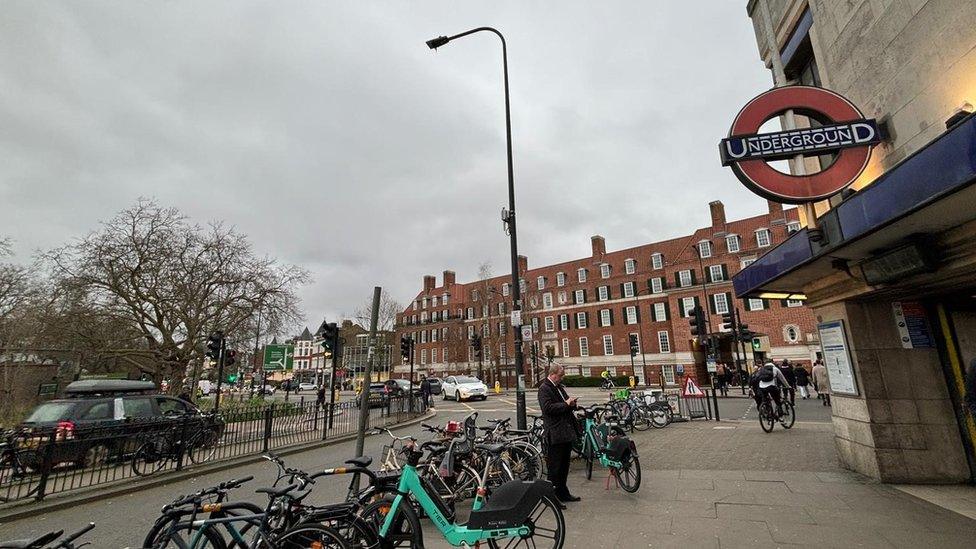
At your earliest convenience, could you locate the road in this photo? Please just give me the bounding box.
[0,388,838,547]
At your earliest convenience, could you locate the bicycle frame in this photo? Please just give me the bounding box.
[379,461,530,546]
[581,416,623,469]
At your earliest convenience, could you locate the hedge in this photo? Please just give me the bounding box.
[560,375,630,387]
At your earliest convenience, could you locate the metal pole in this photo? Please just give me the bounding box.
[635,292,648,386]
[213,337,225,412]
[355,287,382,480]
[408,338,415,413]
[327,337,341,431]
[250,311,261,400]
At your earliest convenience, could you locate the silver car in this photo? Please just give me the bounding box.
[441,375,488,401]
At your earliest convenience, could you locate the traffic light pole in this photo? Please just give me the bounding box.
[408,339,415,413]
[213,339,225,412]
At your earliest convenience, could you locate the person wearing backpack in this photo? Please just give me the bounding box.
[756,361,790,417]
[795,363,811,399]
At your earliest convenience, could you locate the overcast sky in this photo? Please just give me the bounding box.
[0,1,775,335]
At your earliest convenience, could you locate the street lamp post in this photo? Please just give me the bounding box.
[629,288,655,388]
[427,27,529,429]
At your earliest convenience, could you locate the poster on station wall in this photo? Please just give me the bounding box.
[892,301,935,349]
[817,320,859,395]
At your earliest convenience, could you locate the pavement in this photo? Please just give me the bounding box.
[3,391,975,548]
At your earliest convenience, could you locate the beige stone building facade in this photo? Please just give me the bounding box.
[737,0,976,483]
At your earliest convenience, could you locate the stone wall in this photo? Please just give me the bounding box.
[813,300,969,483]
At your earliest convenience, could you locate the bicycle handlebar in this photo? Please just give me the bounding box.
[58,523,95,547]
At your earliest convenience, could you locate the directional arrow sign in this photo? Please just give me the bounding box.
[263,344,294,371]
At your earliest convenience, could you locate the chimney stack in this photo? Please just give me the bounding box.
[709,200,727,231]
[517,255,528,275]
[591,235,606,258]
[443,270,456,287]
[423,275,435,292]
[767,199,784,217]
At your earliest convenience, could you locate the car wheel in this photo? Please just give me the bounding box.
[80,443,110,468]
[455,390,462,402]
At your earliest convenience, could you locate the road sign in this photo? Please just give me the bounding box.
[682,377,705,398]
[263,344,294,371]
[511,310,522,327]
[521,325,533,341]
[706,358,717,373]
[37,382,58,397]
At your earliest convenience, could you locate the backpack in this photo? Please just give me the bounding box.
[759,365,775,382]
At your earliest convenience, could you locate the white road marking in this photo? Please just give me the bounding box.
[741,401,754,420]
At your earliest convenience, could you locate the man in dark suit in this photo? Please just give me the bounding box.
[538,363,580,503]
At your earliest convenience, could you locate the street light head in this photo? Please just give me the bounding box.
[426,36,451,49]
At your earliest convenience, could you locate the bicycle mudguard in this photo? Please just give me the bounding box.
[466,480,555,530]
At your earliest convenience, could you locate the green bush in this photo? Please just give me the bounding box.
[561,375,629,387]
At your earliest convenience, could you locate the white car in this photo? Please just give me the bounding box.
[298,382,317,392]
[441,376,488,402]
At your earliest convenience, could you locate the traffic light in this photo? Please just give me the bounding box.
[400,336,413,361]
[224,349,237,368]
[317,321,338,351]
[227,372,238,383]
[752,337,762,351]
[470,334,483,360]
[721,311,736,332]
[628,334,639,357]
[739,324,754,342]
[688,306,706,338]
[206,331,224,362]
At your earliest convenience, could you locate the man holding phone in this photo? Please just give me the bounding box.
[538,363,581,504]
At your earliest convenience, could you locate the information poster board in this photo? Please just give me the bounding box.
[817,320,859,395]
[892,301,934,349]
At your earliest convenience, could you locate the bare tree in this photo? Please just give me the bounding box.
[43,199,309,388]
[354,289,402,333]
[0,238,39,347]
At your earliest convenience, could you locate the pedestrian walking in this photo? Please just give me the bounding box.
[716,363,728,396]
[795,363,811,399]
[780,359,797,405]
[420,375,432,409]
[315,386,326,409]
[538,363,580,505]
[812,359,831,407]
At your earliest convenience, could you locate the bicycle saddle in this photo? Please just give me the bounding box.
[345,455,372,467]
[0,530,63,549]
[475,443,506,455]
[255,483,299,497]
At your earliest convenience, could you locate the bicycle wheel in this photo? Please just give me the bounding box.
[276,523,349,548]
[758,403,775,433]
[583,437,594,481]
[616,455,641,493]
[780,401,796,429]
[187,429,220,464]
[649,407,670,429]
[148,521,227,549]
[321,513,380,549]
[505,442,543,481]
[631,406,652,432]
[132,442,167,476]
[487,494,565,549]
[362,497,423,549]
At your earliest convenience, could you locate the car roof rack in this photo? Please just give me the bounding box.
[63,379,158,397]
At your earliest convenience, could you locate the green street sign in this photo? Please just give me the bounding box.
[263,344,294,371]
[37,382,58,397]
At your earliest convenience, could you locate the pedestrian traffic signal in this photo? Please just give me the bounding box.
[225,349,237,368]
[739,324,754,342]
[206,331,224,361]
[688,306,706,338]
[752,337,762,351]
[227,372,238,383]
[628,334,639,357]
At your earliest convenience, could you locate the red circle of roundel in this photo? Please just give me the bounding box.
[727,86,872,203]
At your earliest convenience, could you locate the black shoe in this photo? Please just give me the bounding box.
[554,500,567,509]
[559,494,581,503]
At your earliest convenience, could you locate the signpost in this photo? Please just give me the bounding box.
[262,344,294,371]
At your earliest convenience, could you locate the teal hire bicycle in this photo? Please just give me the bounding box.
[578,405,641,493]
[378,413,565,548]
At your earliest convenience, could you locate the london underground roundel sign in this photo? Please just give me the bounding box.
[720,86,882,204]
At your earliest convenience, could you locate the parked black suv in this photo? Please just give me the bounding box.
[17,380,225,470]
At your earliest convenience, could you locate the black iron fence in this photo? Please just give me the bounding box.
[0,394,425,507]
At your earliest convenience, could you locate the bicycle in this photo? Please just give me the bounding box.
[152,481,349,548]
[132,423,220,476]
[375,414,566,549]
[0,429,41,502]
[142,476,259,549]
[0,523,95,549]
[578,405,641,493]
[758,389,795,433]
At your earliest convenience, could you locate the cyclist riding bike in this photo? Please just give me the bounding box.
[751,362,790,417]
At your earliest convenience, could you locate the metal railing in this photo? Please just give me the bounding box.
[0,394,426,507]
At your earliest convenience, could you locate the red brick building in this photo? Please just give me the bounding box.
[394,200,819,387]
